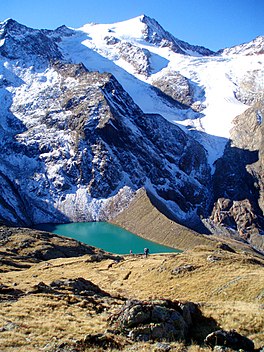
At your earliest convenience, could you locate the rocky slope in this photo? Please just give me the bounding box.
[0,15,263,250]
[0,57,211,228]
[136,15,214,56]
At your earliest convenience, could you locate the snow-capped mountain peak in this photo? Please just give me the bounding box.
[0,18,36,38]
[77,15,214,57]
[0,18,21,29]
[139,14,214,56]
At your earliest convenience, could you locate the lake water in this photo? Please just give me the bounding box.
[36,222,180,255]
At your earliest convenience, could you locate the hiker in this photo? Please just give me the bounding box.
[144,247,149,258]
[129,249,133,255]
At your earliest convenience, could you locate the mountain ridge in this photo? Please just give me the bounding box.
[217,35,264,56]
[2,15,263,55]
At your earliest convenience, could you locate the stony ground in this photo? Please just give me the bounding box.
[0,226,264,351]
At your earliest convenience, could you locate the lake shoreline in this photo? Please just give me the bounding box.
[34,221,180,255]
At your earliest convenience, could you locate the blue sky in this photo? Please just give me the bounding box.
[1,0,263,51]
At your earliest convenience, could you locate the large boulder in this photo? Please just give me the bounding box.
[110,299,198,342]
[205,329,255,351]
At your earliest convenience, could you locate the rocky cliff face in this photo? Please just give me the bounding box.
[210,102,264,250]
[151,70,204,111]
[234,70,264,106]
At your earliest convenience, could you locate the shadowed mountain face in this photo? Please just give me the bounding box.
[0,19,62,66]
[0,17,263,250]
[210,102,264,250]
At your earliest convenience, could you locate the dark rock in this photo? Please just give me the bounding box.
[152,71,202,108]
[88,253,123,263]
[205,329,255,351]
[171,264,196,275]
[30,281,57,294]
[216,243,236,253]
[0,257,31,269]
[83,333,121,350]
[117,42,151,76]
[49,277,110,297]
[120,302,152,328]
[0,19,62,65]
[110,299,198,342]
[0,283,24,301]
[207,255,221,263]
[104,36,120,45]
[178,301,198,327]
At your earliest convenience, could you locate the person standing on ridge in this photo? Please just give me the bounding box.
[144,247,149,258]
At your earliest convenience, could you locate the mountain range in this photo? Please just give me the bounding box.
[0,15,263,251]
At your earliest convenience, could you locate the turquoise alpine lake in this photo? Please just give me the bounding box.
[35,222,180,255]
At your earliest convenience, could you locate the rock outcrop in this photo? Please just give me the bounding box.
[110,299,199,342]
[205,329,255,351]
[152,71,195,108]
[0,19,62,65]
[140,15,214,56]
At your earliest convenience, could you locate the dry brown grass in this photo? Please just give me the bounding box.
[0,291,112,351]
[1,242,264,351]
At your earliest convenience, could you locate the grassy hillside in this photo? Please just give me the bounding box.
[0,225,263,351]
[111,189,214,251]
